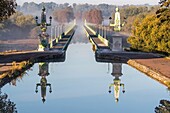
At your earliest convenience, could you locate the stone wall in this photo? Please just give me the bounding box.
[128,59,170,88]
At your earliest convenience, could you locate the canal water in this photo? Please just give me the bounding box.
[1,26,170,113]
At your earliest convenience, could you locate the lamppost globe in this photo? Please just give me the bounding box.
[109,17,112,20]
[35,16,38,20]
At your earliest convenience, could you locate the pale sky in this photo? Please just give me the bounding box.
[16,0,160,6]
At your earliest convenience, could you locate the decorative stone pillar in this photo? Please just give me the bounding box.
[111,35,122,51]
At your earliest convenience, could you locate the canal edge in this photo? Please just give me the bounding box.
[127,59,170,88]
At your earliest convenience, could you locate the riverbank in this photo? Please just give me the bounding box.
[0,39,38,52]
[128,58,170,88]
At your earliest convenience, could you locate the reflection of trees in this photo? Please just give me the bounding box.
[155,99,170,113]
[0,61,34,88]
[0,90,17,113]
[53,7,74,24]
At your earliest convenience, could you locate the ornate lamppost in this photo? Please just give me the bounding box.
[35,62,52,103]
[108,63,125,103]
[35,6,52,51]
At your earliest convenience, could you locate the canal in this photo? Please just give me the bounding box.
[1,26,169,113]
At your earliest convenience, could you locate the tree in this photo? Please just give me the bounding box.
[0,11,36,40]
[159,0,170,7]
[127,1,170,54]
[156,0,170,17]
[9,12,36,28]
[53,6,74,23]
[155,100,170,113]
[0,92,17,113]
[0,0,17,21]
[83,9,103,24]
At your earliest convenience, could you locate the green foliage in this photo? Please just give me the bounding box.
[0,0,17,21]
[0,11,36,39]
[10,12,36,27]
[120,6,148,17]
[128,2,170,54]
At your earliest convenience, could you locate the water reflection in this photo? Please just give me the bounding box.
[35,62,52,103]
[0,61,33,88]
[0,26,170,112]
[108,63,125,103]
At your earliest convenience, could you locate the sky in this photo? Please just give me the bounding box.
[16,0,160,6]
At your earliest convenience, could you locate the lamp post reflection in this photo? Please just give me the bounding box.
[108,63,125,103]
[35,62,52,103]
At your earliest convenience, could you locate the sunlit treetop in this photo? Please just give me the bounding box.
[159,0,170,7]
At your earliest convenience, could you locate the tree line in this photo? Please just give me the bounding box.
[0,1,161,40]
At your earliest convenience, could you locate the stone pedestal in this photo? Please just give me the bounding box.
[110,35,122,51]
[111,63,122,77]
[38,34,49,51]
[38,45,49,51]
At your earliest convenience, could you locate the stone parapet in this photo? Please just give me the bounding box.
[128,59,170,88]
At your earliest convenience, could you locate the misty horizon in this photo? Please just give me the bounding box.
[16,0,160,6]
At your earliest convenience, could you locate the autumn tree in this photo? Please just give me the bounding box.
[127,0,170,54]
[83,9,103,24]
[159,0,170,7]
[0,0,17,21]
[53,7,74,24]
[10,12,36,28]
[75,11,82,21]
[0,11,36,39]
